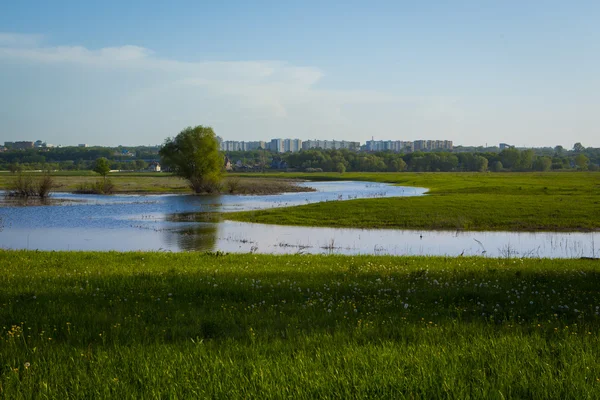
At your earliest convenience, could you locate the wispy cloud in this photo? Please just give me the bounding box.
[0,32,464,144]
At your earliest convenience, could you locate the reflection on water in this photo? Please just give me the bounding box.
[162,224,218,252]
[0,181,597,258]
[212,222,599,259]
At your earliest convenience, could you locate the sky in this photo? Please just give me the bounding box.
[1,1,599,148]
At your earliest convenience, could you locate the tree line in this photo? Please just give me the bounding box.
[0,146,159,171]
[257,146,598,173]
[1,141,598,173]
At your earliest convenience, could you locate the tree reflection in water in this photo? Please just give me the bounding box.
[162,223,218,252]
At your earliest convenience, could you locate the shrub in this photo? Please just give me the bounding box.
[75,179,115,194]
[7,171,55,198]
[225,177,242,194]
[35,172,56,198]
[189,176,222,194]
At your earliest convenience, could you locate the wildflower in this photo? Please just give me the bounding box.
[24,362,30,369]
[404,303,409,309]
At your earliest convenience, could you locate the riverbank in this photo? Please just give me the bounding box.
[1,250,599,398]
[226,171,600,231]
[0,173,314,195]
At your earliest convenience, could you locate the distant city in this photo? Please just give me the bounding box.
[216,137,454,153]
[0,138,549,154]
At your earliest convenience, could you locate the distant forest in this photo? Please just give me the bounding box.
[0,144,599,173]
[0,146,160,172]
[229,145,600,173]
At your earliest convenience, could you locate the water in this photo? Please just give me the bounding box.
[0,181,597,258]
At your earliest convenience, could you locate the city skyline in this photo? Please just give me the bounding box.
[1,2,600,147]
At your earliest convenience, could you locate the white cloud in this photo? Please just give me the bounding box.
[0,32,466,144]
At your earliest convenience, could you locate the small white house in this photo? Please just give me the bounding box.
[147,162,161,172]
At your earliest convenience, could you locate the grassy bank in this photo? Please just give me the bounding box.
[1,251,600,398]
[0,172,312,195]
[226,172,600,231]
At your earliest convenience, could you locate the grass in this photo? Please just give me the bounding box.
[1,251,600,398]
[226,172,600,231]
[0,172,311,195]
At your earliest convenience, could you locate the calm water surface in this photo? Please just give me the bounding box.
[0,181,597,258]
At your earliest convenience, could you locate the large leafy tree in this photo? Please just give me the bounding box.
[159,126,223,193]
[93,157,111,181]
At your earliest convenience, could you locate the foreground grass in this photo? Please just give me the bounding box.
[227,172,600,231]
[1,251,600,398]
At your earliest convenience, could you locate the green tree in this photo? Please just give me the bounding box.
[159,126,223,193]
[554,145,564,156]
[336,162,346,174]
[533,156,552,171]
[499,148,520,170]
[490,161,503,172]
[388,158,407,172]
[93,157,111,181]
[135,160,148,171]
[474,155,488,172]
[575,154,589,170]
[573,142,585,152]
[8,162,21,174]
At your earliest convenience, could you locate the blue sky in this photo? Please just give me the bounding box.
[1,1,599,147]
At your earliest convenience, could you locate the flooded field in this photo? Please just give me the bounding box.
[0,181,597,258]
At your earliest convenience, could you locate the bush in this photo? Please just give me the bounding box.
[8,172,55,198]
[225,177,242,194]
[304,168,323,173]
[188,176,222,194]
[75,179,115,194]
[35,172,56,198]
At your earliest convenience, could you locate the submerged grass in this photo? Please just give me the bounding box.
[1,250,600,398]
[227,172,600,231]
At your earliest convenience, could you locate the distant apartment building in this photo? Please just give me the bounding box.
[269,139,285,153]
[283,139,302,152]
[221,141,243,152]
[13,141,35,150]
[302,140,360,151]
[499,143,513,150]
[219,140,267,152]
[245,141,266,151]
[78,144,88,148]
[366,140,414,152]
[366,139,451,152]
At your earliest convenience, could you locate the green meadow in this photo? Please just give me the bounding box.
[0,172,309,195]
[227,172,600,231]
[1,251,600,398]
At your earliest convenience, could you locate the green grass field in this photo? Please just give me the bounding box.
[0,171,190,193]
[227,172,600,231]
[1,251,600,398]
[0,172,310,195]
